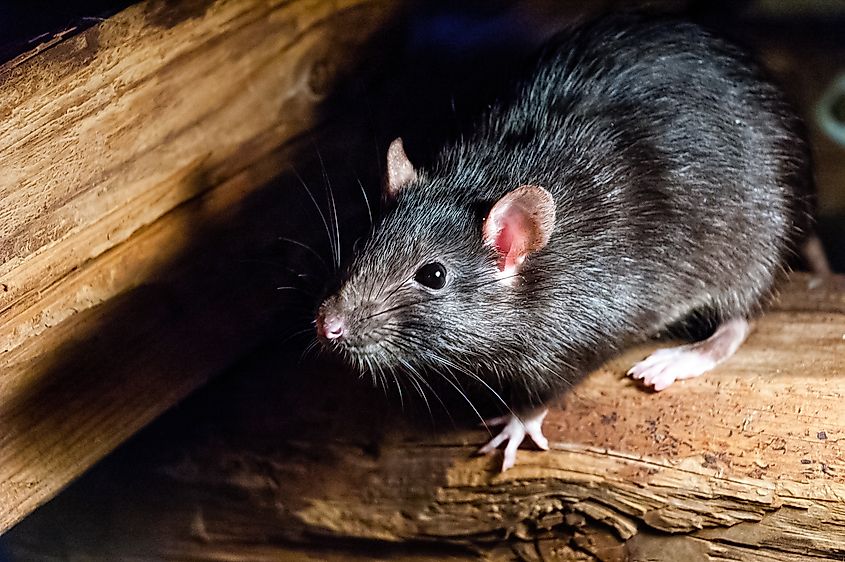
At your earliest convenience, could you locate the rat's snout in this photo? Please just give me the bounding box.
[316,298,347,341]
[317,313,346,340]
[316,290,398,352]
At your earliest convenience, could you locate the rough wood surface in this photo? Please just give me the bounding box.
[0,0,399,534]
[3,1,844,558]
[0,0,394,353]
[5,274,844,561]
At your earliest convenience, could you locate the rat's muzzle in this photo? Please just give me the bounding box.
[316,296,347,342]
[316,311,345,341]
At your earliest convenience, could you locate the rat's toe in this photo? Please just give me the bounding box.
[477,408,549,471]
[478,429,512,455]
[630,346,716,390]
[629,318,750,390]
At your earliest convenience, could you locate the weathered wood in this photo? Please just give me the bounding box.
[5,274,844,561]
[0,0,400,533]
[3,0,844,557]
[0,0,395,353]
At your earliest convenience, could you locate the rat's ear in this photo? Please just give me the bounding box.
[384,138,417,200]
[483,185,556,274]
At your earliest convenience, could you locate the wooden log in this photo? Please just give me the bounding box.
[3,0,844,556]
[4,274,844,561]
[0,0,398,353]
[0,0,400,533]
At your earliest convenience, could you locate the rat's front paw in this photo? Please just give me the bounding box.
[478,408,549,471]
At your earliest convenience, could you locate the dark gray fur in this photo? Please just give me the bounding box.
[319,14,812,411]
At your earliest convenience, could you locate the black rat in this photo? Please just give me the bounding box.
[314,14,813,470]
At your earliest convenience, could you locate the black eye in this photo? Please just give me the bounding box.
[414,262,447,290]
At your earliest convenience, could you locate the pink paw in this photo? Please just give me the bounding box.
[628,318,750,391]
[627,345,715,391]
[478,408,549,471]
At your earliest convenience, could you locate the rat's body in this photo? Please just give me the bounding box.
[316,15,812,470]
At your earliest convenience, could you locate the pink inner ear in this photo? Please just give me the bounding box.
[494,223,515,257]
[483,203,526,273]
[489,213,527,272]
[483,185,556,274]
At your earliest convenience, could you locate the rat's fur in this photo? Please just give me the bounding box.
[318,14,812,412]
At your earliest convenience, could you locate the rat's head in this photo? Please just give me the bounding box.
[316,138,556,376]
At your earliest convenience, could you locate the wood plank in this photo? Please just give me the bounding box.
[3,0,845,555]
[0,0,400,534]
[0,0,393,352]
[4,274,844,560]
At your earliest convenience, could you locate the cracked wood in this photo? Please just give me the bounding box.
[0,0,399,533]
[5,275,844,561]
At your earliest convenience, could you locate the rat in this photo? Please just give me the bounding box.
[314,13,813,471]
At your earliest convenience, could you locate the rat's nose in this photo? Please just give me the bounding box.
[317,313,346,340]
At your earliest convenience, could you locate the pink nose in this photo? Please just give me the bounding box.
[317,314,345,340]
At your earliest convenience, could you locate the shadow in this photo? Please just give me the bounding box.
[0,1,136,64]
[0,0,409,533]
[2,0,845,557]
[1,1,569,534]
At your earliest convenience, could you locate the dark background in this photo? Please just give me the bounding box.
[0,1,843,559]
[0,1,134,62]
[1,0,843,267]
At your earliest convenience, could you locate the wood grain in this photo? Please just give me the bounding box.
[2,1,844,558]
[0,0,393,352]
[0,0,399,534]
[4,274,844,561]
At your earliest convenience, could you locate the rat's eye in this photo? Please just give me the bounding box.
[414,262,447,290]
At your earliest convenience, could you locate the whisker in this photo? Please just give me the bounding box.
[394,342,456,427]
[276,286,315,295]
[298,339,320,364]
[387,339,454,427]
[392,370,405,411]
[315,147,341,271]
[278,267,320,282]
[435,368,490,434]
[356,176,374,230]
[432,354,516,420]
[374,361,389,400]
[362,293,445,323]
[291,167,337,269]
[280,327,316,345]
[277,236,329,272]
[397,357,434,423]
[374,329,488,431]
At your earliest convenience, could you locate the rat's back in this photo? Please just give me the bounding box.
[434,14,811,339]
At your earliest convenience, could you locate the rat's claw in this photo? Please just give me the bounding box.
[627,346,715,390]
[478,408,549,471]
[628,318,750,391]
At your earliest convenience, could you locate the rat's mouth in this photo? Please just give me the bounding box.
[322,337,397,371]
[338,341,387,358]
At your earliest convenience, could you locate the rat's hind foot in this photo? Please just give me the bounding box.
[628,317,750,391]
[478,407,549,471]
